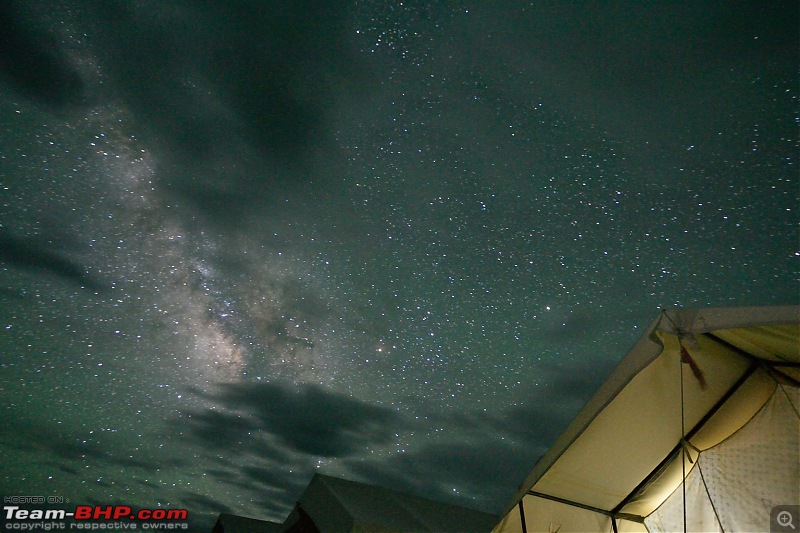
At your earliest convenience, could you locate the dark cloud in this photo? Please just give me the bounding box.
[342,435,525,514]
[0,411,107,463]
[162,457,192,469]
[192,460,312,520]
[0,287,25,300]
[0,2,85,109]
[135,479,160,489]
[0,233,105,291]
[188,382,403,457]
[180,492,234,531]
[180,492,233,516]
[68,0,372,228]
[180,377,584,514]
[184,347,613,514]
[108,457,159,470]
[185,409,260,450]
[337,361,620,513]
[48,440,107,462]
[56,464,79,476]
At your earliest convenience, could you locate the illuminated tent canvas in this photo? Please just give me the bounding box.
[494,306,799,533]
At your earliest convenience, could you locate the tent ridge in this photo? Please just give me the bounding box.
[656,305,800,335]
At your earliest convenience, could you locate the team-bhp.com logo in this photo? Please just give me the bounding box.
[4,503,188,530]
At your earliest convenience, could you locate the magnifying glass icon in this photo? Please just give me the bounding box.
[778,510,796,530]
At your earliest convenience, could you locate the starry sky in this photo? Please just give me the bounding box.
[0,1,797,530]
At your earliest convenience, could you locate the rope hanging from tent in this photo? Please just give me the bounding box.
[660,308,708,390]
[676,332,708,533]
[680,341,707,390]
[662,308,717,532]
[660,309,699,533]
[677,333,707,533]
[679,342,687,533]
[672,325,713,532]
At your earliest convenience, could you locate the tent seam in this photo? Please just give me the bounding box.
[696,460,725,533]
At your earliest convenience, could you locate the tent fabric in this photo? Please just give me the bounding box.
[494,306,799,533]
[646,382,800,532]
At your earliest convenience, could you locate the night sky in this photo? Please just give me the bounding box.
[1,1,797,530]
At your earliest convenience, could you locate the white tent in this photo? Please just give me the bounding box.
[494,306,799,533]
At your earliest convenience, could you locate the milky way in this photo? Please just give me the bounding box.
[1,1,797,529]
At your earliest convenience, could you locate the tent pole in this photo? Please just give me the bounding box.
[518,501,527,533]
[527,491,645,523]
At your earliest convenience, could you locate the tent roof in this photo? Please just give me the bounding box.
[212,513,286,533]
[497,305,799,530]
